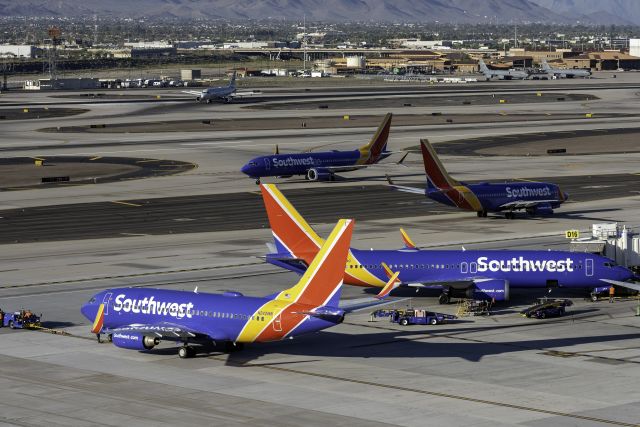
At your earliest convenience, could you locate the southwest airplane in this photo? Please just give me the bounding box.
[542,59,592,79]
[81,219,399,358]
[479,58,528,80]
[260,183,636,304]
[241,113,396,184]
[183,71,259,103]
[387,139,568,219]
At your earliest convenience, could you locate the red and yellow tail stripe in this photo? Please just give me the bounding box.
[236,219,353,343]
[260,184,323,260]
[358,113,392,165]
[420,139,483,212]
[91,304,105,334]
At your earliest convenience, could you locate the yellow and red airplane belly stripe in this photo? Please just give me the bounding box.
[91,304,105,334]
[344,251,387,287]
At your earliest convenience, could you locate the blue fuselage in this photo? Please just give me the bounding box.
[269,249,631,292]
[428,181,567,213]
[81,288,340,343]
[241,151,362,178]
[352,249,629,288]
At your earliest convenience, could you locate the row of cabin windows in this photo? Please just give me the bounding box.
[187,310,266,321]
[346,263,586,270]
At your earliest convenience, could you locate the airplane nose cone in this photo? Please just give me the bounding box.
[240,163,250,175]
[81,303,97,322]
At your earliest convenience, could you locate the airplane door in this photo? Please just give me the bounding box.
[272,313,282,332]
[470,262,477,274]
[264,158,271,171]
[586,258,594,277]
[102,292,113,315]
[460,262,468,274]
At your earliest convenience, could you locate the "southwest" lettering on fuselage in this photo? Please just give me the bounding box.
[477,256,574,273]
[113,294,195,319]
[272,157,315,168]
[505,186,552,198]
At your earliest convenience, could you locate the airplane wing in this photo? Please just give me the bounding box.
[599,279,640,293]
[339,297,408,313]
[182,90,203,96]
[230,90,261,98]
[324,154,408,174]
[498,200,559,210]
[106,322,229,342]
[385,175,425,195]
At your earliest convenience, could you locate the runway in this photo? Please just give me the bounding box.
[1,74,640,426]
[2,173,640,243]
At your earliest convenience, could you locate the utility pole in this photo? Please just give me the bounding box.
[303,14,307,72]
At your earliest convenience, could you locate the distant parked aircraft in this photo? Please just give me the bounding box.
[478,59,528,80]
[183,72,259,103]
[387,139,568,219]
[542,59,592,79]
[241,113,401,184]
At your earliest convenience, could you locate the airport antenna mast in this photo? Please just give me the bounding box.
[93,15,98,46]
[47,26,62,80]
[303,14,307,71]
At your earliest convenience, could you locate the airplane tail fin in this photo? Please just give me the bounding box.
[229,71,237,88]
[420,139,459,189]
[478,59,489,73]
[275,219,354,307]
[358,113,392,164]
[260,184,324,259]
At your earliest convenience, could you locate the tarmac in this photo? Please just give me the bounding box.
[1,72,640,426]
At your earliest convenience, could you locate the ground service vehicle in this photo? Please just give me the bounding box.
[520,298,573,319]
[374,308,456,326]
[2,309,41,329]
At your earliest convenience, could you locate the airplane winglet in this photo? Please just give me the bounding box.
[375,272,401,299]
[385,174,395,185]
[274,144,279,155]
[400,228,417,249]
[397,152,409,166]
[380,262,395,279]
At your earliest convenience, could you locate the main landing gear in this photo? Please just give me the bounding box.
[438,293,451,305]
[476,210,488,218]
[505,212,516,220]
[178,345,196,359]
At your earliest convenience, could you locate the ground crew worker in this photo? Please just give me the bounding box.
[609,285,615,303]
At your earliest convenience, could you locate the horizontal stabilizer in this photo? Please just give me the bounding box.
[600,279,640,292]
[386,174,425,195]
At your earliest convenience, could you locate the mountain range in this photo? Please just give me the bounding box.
[0,0,639,25]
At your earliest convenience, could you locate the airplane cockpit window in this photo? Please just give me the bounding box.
[89,297,96,303]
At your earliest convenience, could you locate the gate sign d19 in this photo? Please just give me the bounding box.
[565,230,580,239]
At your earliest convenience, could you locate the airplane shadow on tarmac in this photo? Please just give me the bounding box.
[221,326,640,366]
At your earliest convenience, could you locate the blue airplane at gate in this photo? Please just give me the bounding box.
[260,184,637,304]
[241,113,395,184]
[387,139,568,219]
[81,219,399,358]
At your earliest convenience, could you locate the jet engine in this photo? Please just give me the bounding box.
[527,204,554,215]
[470,279,510,301]
[306,168,334,181]
[112,333,160,350]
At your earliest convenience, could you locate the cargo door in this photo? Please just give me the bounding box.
[586,258,594,277]
[272,313,282,332]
